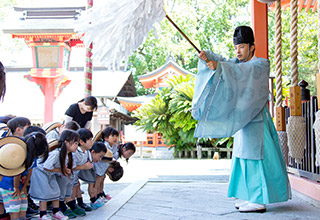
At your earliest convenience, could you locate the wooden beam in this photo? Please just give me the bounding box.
[251,0,268,59]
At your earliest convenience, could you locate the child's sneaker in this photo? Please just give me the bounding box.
[40,214,53,220]
[63,209,76,219]
[78,203,92,212]
[52,211,69,220]
[96,197,105,205]
[90,200,104,210]
[100,194,112,203]
[106,194,112,200]
[72,205,86,217]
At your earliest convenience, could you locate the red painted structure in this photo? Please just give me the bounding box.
[4,7,85,123]
[12,34,82,123]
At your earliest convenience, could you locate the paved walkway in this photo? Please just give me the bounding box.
[34,159,320,219]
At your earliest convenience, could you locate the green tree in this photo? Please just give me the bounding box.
[268,8,318,96]
[128,0,250,96]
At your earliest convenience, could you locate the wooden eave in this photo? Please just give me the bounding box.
[270,0,318,12]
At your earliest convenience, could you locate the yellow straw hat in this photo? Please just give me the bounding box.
[48,139,59,152]
[0,136,27,176]
[43,122,62,134]
[102,148,113,162]
[93,130,103,142]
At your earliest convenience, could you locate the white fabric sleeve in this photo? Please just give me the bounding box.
[65,115,73,123]
[84,120,91,129]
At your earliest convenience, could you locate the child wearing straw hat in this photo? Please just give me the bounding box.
[0,118,31,220]
[94,127,135,203]
[29,130,80,220]
[0,133,49,220]
[45,121,80,142]
[7,117,31,137]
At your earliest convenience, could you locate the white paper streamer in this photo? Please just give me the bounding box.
[313,111,320,166]
[76,0,166,70]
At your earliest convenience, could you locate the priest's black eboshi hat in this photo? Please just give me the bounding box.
[233,26,255,45]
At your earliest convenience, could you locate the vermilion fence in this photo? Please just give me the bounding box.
[123,132,167,148]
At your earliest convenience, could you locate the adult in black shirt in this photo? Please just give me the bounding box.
[65,96,98,128]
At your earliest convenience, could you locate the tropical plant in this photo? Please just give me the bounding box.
[133,74,233,153]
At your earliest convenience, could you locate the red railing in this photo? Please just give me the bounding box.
[122,132,168,147]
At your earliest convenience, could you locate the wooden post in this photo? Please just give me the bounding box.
[275,106,286,131]
[289,86,302,116]
[140,141,143,158]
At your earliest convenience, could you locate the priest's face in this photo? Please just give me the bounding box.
[234,43,254,62]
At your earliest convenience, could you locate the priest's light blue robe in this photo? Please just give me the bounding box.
[192,50,291,204]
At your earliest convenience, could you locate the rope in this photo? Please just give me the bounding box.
[275,0,282,107]
[290,0,298,86]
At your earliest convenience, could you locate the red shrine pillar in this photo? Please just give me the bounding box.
[251,0,269,59]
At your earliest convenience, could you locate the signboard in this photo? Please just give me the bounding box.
[124,125,147,141]
[97,106,110,125]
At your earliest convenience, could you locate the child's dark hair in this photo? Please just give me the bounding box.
[0,62,6,102]
[23,126,46,136]
[59,130,80,176]
[90,141,107,153]
[7,117,31,134]
[65,121,80,131]
[107,161,123,182]
[0,115,15,124]
[77,128,93,143]
[101,127,119,140]
[78,96,98,111]
[118,142,136,162]
[24,132,49,168]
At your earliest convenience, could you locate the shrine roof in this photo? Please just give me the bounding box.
[117,94,157,104]
[2,6,86,34]
[92,70,136,99]
[138,55,195,80]
[270,0,317,13]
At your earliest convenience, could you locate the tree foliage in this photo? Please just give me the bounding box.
[268,8,318,96]
[128,0,250,96]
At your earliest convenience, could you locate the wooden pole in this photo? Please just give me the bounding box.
[165,15,200,53]
[85,0,93,97]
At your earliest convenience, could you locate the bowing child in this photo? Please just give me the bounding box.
[94,127,119,203]
[45,121,80,142]
[29,130,80,220]
[77,142,110,210]
[62,128,94,218]
[0,132,49,220]
[94,127,136,202]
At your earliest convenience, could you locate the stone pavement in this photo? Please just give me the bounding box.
[33,159,320,219]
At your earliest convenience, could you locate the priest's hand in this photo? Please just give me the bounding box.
[198,51,209,62]
[207,60,217,70]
